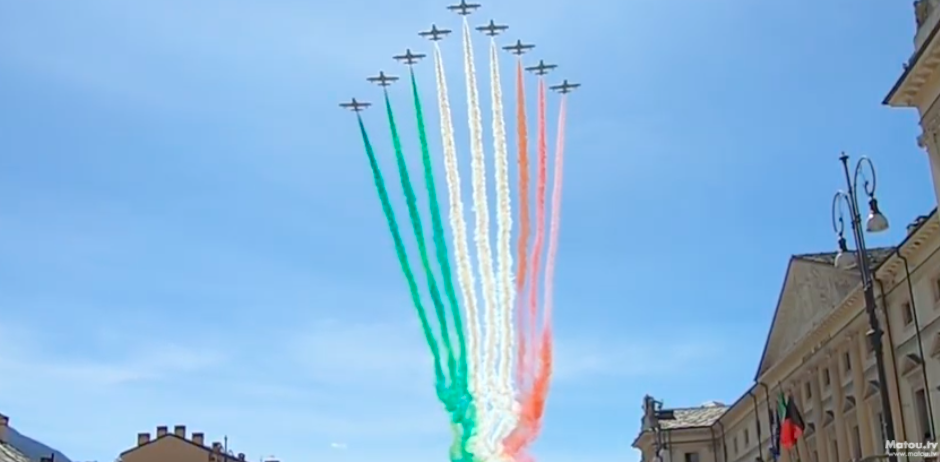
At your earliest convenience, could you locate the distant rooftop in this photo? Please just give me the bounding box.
[659,404,728,430]
[0,443,30,462]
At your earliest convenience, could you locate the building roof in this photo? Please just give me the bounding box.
[120,433,244,461]
[658,404,728,430]
[792,247,896,267]
[0,443,31,462]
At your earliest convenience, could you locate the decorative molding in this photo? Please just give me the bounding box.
[755,218,940,408]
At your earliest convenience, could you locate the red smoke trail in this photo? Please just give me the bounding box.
[541,95,566,336]
[504,328,553,460]
[514,60,531,388]
[504,78,551,462]
[525,79,548,383]
[504,92,567,462]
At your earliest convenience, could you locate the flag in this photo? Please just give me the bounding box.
[768,404,780,461]
[779,393,805,449]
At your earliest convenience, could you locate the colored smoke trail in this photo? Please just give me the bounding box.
[503,79,549,462]
[512,59,531,391]
[542,96,566,334]
[504,328,553,460]
[383,90,457,384]
[503,95,564,461]
[409,67,468,395]
[460,17,499,454]
[487,37,518,450]
[524,93,567,451]
[409,68,477,461]
[353,114,447,401]
[432,42,484,457]
[525,79,549,383]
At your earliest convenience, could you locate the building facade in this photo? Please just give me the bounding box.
[635,213,940,462]
[119,425,253,462]
[886,0,940,207]
[636,3,940,462]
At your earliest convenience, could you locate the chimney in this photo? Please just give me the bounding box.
[137,432,151,446]
[174,425,186,438]
[156,426,168,438]
[192,432,205,446]
[0,413,8,443]
[237,454,245,461]
[212,442,223,453]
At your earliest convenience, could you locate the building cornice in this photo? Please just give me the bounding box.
[885,21,940,107]
[757,214,939,388]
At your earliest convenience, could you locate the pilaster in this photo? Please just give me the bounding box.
[830,348,850,461]
[812,365,832,462]
[851,330,876,455]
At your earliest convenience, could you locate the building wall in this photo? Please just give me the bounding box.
[122,436,210,462]
[636,222,940,462]
[884,230,940,445]
[120,425,245,462]
[636,427,720,462]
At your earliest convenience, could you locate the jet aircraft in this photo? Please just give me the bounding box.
[419,24,452,41]
[339,98,371,112]
[393,49,426,65]
[476,20,508,36]
[525,59,557,76]
[447,0,481,15]
[503,39,534,55]
[549,80,580,94]
[367,71,398,87]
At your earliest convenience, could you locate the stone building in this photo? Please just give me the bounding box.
[634,211,940,462]
[119,425,248,462]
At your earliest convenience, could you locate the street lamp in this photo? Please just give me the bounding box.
[830,152,896,462]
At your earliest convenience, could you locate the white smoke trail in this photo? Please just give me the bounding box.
[432,42,483,414]
[460,18,500,457]
[487,37,518,450]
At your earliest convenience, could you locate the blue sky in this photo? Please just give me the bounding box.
[0,0,937,461]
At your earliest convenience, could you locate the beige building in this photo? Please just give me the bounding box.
[635,212,940,462]
[636,2,940,462]
[119,425,253,462]
[886,0,940,208]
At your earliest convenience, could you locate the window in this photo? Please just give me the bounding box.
[744,428,750,446]
[902,301,914,326]
[831,439,840,462]
[866,334,875,355]
[805,381,813,399]
[933,277,940,301]
[844,351,852,372]
[916,388,931,437]
[734,436,739,454]
[684,452,699,462]
[824,368,831,386]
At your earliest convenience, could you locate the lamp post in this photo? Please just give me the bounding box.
[830,152,895,462]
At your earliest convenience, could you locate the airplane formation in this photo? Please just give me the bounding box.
[340,0,578,112]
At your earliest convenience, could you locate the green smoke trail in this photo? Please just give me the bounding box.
[409,70,467,383]
[354,114,447,399]
[381,91,458,391]
[409,69,479,462]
